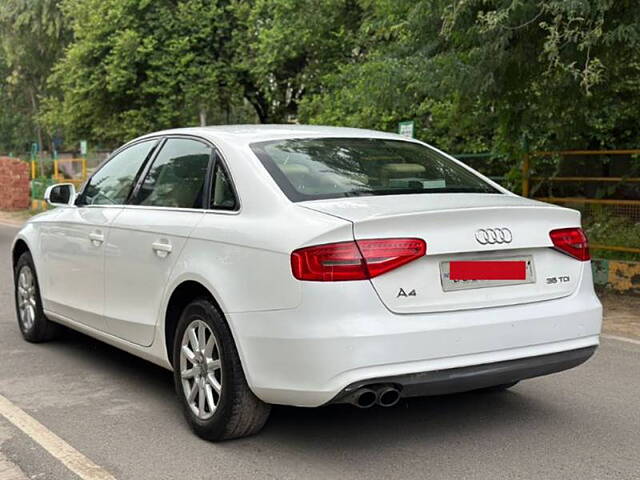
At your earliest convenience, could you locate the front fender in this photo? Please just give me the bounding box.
[11,224,36,267]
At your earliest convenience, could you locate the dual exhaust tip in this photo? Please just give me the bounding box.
[346,385,401,408]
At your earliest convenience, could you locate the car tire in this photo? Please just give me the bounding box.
[14,252,59,343]
[476,381,519,393]
[172,298,271,441]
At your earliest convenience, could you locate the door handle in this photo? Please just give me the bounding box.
[152,240,172,258]
[88,231,104,246]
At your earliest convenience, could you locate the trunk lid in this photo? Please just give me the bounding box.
[301,193,585,313]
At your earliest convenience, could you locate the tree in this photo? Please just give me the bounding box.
[0,0,69,155]
[232,0,363,123]
[7,0,640,157]
[0,52,34,154]
[301,0,640,155]
[49,0,365,144]
[48,0,249,145]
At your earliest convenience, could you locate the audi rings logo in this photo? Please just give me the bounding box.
[475,227,513,245]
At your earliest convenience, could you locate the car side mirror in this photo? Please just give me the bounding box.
[44,183,77,207]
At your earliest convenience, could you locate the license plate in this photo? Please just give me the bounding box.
[440,256,535,292]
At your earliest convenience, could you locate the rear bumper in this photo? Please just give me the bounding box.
[331,346,597,403]
[228,267,602,407]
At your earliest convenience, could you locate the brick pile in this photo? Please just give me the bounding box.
[0,157,30,210]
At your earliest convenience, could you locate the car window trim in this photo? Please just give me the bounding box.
[192,135,240,213]
[209,151,240,212]
[127,134,227,211]
[202,144,216,210]
[129,133,241,213]
[127,136,169,206]
[76,137,161,207]
[80,132,241,213]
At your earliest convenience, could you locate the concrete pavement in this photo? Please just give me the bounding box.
[0,223,638,479]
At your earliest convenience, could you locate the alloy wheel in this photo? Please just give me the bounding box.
[17,265,37,331]
[179,319,222,420]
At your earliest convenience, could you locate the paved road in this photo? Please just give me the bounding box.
[0,223,638,480]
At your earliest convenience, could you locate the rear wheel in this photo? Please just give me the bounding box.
[14,252,59,342]
[172,298,270,441]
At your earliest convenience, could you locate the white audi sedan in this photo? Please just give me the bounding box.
[12,125,602,440]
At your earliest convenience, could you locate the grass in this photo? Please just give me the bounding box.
[582,208,640,261]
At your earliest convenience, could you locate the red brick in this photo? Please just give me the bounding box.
[0,157,30,210]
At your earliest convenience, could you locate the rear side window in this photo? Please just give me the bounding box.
[81,140,157,206]
[250,138,498,202]
[132,138,211,209]
[210,161,237,210]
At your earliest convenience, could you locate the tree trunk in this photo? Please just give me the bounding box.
[243,84,272,123]
[199,108,207,127]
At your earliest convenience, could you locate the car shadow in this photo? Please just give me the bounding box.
[49,326,175,394]
[47,326,561,452]
[258,389,558,451]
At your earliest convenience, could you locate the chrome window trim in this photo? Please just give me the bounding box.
[119,204,240,216]
[77,133,242,213]
[76,137,162,207]
[80,204,123,210]
[127,133,241,213]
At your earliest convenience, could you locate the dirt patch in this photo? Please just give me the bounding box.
[598,289,640,340]
[0,210,33,226]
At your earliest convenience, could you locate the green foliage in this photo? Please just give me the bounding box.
[301,0,640,155]
[233,0,363,122]
[582,207,640,261]
[48,0,249,145]
[0,0,69,153]
[45,0,364,144]
[0,52,34,154]
[4,0,640,159]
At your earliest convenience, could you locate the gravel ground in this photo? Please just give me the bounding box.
[599,290,640,340]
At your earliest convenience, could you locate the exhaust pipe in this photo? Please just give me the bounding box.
[344,388,378,408]
[376,386,401,407]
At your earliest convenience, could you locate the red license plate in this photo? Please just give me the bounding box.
[449,260,527,281]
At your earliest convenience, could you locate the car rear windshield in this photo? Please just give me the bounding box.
[250,137,498,202]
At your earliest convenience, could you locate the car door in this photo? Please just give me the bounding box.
[103,136,213,346]
[41,139,159,331]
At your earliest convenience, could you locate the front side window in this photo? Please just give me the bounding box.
[250,138,498,202]
[81,140,158,206]
[132,138,211,209]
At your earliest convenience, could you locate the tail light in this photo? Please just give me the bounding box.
[291,238,426,281]
[549,228,590,261]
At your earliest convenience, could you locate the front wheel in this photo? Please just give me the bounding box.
[172,298,270,441]
[14,252,59,342]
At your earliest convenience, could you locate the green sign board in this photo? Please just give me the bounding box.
[398,120,414,138]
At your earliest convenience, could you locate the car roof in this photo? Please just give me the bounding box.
[136,124,413,146]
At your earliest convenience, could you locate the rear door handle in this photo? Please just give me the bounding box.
[89,231,104,246]
[152,241,172,258]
